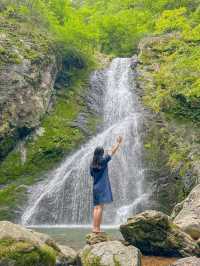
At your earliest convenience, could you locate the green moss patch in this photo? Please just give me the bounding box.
[0,239,56,266]
[0,15,53,66]
[81,248,102,266]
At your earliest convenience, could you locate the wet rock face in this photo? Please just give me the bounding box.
[86,70,106,117]
[79,240,141,266]
[171,257,200,266]
[0,17,59,160]
[120,210,200,257]
[136,33,200,215]
[173,184,200,240]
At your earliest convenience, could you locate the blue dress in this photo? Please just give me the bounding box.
[90,155,113,206]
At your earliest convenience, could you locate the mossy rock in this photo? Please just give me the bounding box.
[0,221,78,266]
[79,240,141,266]
[120,210,200,257]
[0,239,56,266]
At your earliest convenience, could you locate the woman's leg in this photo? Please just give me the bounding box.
[92,204,104,233]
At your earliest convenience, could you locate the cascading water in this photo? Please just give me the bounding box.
[22,58,149,226]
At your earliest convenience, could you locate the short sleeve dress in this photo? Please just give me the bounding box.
[90,155,113,206]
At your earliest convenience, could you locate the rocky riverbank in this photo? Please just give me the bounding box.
[1,211,200,266]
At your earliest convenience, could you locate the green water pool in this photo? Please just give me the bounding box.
[31,226,122,250]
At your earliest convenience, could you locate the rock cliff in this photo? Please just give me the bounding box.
[0,14,100,221]
[0,15,59,160]
[136,34,200,214]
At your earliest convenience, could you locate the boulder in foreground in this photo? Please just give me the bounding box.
[0,221,77,266]
[78,240,141,266]
[120,210,200,257]
[170,256,200,266]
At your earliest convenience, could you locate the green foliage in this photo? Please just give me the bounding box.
[155,8,189,33]
[142,10,200,122]
[2,0,200,57]
[96,9,153,55]
[140,3,200,207]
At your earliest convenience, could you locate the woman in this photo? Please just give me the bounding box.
[90,136,123,233]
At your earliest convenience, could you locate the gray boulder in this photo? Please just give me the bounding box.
[170,257,200,266]
[0,221,53,246]
[120,210,200,257]
[78,240,141,266]
[173,184,200,240]
[0,221,77,266]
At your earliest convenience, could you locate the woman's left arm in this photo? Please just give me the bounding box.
[108,136,123,156]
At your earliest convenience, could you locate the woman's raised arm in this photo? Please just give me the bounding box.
[108,136,123,156]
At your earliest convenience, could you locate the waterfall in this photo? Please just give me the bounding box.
[22,58,149,226]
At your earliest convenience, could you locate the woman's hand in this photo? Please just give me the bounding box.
[109,136,123,156]
[117,136,123,144]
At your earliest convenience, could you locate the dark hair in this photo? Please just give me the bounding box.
[91,146,104,169]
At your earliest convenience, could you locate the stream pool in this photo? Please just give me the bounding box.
[30,226,122,250]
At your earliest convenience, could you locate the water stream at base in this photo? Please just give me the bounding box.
[22,58,149,226]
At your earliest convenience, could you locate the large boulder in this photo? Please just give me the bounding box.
[173,184,200,240]
[78,240,141,266]
[0,221,55,247]
[170,257,200,266]
[0,221,77,266]
[120,210,200,257]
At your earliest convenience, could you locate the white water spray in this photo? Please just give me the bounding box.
[22,58,149,226]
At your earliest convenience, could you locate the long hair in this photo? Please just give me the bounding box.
[91,146,104,169]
